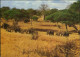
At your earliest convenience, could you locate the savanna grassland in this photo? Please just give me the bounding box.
[1,1,80,57]
[1,17,80,57]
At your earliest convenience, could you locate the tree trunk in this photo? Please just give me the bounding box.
[31,19,32,26]
[44,15,45,20]
[43,15,45,20]
[65,24,68,32]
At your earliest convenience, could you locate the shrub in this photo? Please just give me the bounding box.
[54,40,79,57]
[45,13,55,22]
[24,19,30,23]
[1,23,9,29]
[32,16,38,21]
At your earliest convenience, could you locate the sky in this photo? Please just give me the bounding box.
[1,0,78,10]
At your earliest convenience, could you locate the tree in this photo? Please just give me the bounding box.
[27,8,36,17]
[45,8,58,17]
[69,1,80,13]
[45,0,80,31]
[3,8,30,20]
[39,4,49,20]
[45,13,55,22]
[3,9,20,20]
[27,8,37,25]
[0,8,2,18]
[45,9,79,32]
[69,0,80,30]
[1,7,10,18]
[20,9,30,21]
[1,7,10,12]
[32,16,38,21]
[36,10,42,16]
[54,10,71,32]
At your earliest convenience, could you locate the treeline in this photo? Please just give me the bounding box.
[45,0,80,32]
[0,0,80,31]
[0,7,42,22]
[0,6,59,22]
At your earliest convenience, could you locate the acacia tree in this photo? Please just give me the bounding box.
[3,9,20,20]
[3,9,21,26]
[39,4,49,20]
[69,0,80,30]
[32,16,38,21]
[45,9,79,32]
[54,10,71,32]
[45,0,80,31]
[36,10,42,16]
[69,0,80,13]
[27,8,37,25]
[1,7,10,18]
[20,9,30,21]
[3,8,30,26]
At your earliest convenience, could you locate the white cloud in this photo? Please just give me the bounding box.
[1,0,77,10]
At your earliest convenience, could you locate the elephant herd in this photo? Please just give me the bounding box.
[1,23,80,39]
[1,23,39,40]
[47,30,70,37]
[2,23,22,33]
[47,30,80,37]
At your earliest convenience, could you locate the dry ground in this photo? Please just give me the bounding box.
[1,19,80,57]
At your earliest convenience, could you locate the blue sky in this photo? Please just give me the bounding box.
[1,0,77,10]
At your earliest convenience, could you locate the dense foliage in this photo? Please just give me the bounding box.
[45,9,58,16]
[45,0,80,31]
[0,7,41,21]
[69,0,80,12]
[32,16,38,21]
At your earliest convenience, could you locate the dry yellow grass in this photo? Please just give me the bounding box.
[1,19,80,57]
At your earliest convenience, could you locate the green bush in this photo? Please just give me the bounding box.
[45,14,54,22]
[32,16,38,21]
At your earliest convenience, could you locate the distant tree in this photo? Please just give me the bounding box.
[3,8,30,20]
[36,10,42,16]
[45,8,58,17]
[3,10,20,20]
[27,8,36,17]
[1,7,10,12]
[45,13,55,22]
[32,16,38,21]
[27,8,37,25]
[11,7,16,10]
[39,4,49,20]
[1,7,10,18]
[20,9,30,20]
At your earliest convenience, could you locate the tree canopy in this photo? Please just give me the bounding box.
[69,1,80,12]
